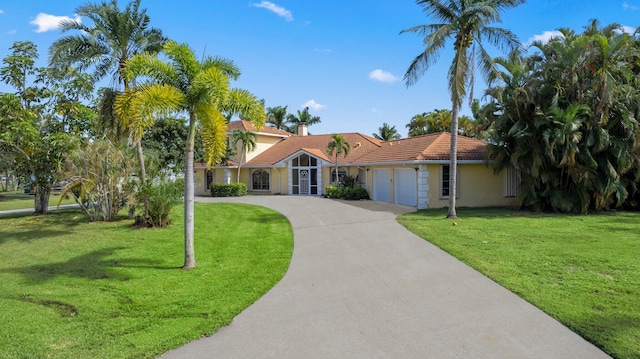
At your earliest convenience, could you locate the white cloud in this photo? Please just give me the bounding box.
[371,108,380,114]
[368,69,399,83]
[619,25,636,34]
[7,29,16,35]
[623,2,639,10]
[30,13,81,33]
[0,9,4,14]
[527,30,564,45]
[313,48,331,53]
[252,1,293,21]
[302,99,326,111]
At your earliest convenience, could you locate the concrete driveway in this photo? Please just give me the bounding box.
[162,196,609,359]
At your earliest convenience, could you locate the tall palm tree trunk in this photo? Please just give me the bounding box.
[183,114,197,269]
[237,150,244,183]
[335,155,339,184]
[135,139,150,221]
[124,77,150,222]
[448,104,459,219]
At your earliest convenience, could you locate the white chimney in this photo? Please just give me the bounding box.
[297,123,308,136]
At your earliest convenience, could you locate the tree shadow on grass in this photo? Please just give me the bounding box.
[0,211,100,246]
[0,209,89,226]
[0,227,70,246]
[253,213,287,223]
[570,311,640,358]
[0,247,172,284]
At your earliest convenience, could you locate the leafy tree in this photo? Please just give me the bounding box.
[266,105,291,132]
[327,134,351,184]
[401,0,523,218]
[231,129,257,183]
[141,117,204,172]
[59,139,137,221]
[482,21,640,213]
[287,107,321,131]
[1,41,92,214]
[115,40,265,269]
[49,0,167,219]
[406,109,475,137]
[373,122,401,141]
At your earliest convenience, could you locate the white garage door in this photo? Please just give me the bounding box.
[373,168,391,203]
[394,168,417,206]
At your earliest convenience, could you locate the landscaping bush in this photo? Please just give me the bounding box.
[342,186,369,200]
[339,174,359,188]
[325,181,369,200]
[211,183,248,197]
[140,178,184,227]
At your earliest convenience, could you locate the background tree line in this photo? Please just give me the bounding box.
[480,20,640,213]
[0,0,265,270]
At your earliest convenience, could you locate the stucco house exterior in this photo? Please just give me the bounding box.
[194,120,518,209]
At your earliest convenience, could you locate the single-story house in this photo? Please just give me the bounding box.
[195,120,518,209]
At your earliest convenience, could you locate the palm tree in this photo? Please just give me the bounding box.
[406,112,429,137]
[401,0,523,218]
[373,123,401,141]
[49,0,166,87]
[49,0,167,220]
[231,129,257,183]
[326,135,351,184]
[115,40,265,269]
[266,105,291,131]
[287,107,321,131]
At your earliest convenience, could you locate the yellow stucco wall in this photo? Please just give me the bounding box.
[197,162,515,208]
[231,135,284,163]
[426,163,516,208]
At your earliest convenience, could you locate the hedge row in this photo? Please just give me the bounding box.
[210,183,247,197]
[325,185,369,200]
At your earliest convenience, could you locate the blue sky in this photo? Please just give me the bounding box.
[0,0,639,137]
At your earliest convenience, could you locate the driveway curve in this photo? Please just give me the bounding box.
[162,196,609,359]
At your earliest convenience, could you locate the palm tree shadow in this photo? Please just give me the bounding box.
[0,247,173,284]
[0,228,69,246]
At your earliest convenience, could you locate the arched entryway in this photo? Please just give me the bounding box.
[290,153,321,195]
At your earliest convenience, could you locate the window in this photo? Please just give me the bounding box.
[291,153,320,195]
[441,165,459,198]
[206,170,214,189]
[441,165,450,197]
[357,168,366,184]
[331,168,347,183]
[252,170,270,191]
[504,166,520,197]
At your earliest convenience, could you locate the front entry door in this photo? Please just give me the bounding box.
[299,169,310,194]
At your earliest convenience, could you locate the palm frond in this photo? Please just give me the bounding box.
[198,107,228,167]
[190,66,230,108]
[223,89,265,128]
[202,56,241,80]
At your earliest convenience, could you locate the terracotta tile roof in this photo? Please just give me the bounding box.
[227,120,294,137]
[245,133,383,166]
[194,159,238,168]
[203,130,487,169]
[352,132,487,163]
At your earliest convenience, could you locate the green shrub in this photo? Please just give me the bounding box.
[140,178,184,227]
[325,186,342,198]
[342,186,369,200]
[339,174,359,188]
[325,185,369,200]
[211,183,248,197]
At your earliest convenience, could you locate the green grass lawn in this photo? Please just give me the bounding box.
[0,203,293,358]
[0,193,77,211]
[398,208,640,359]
